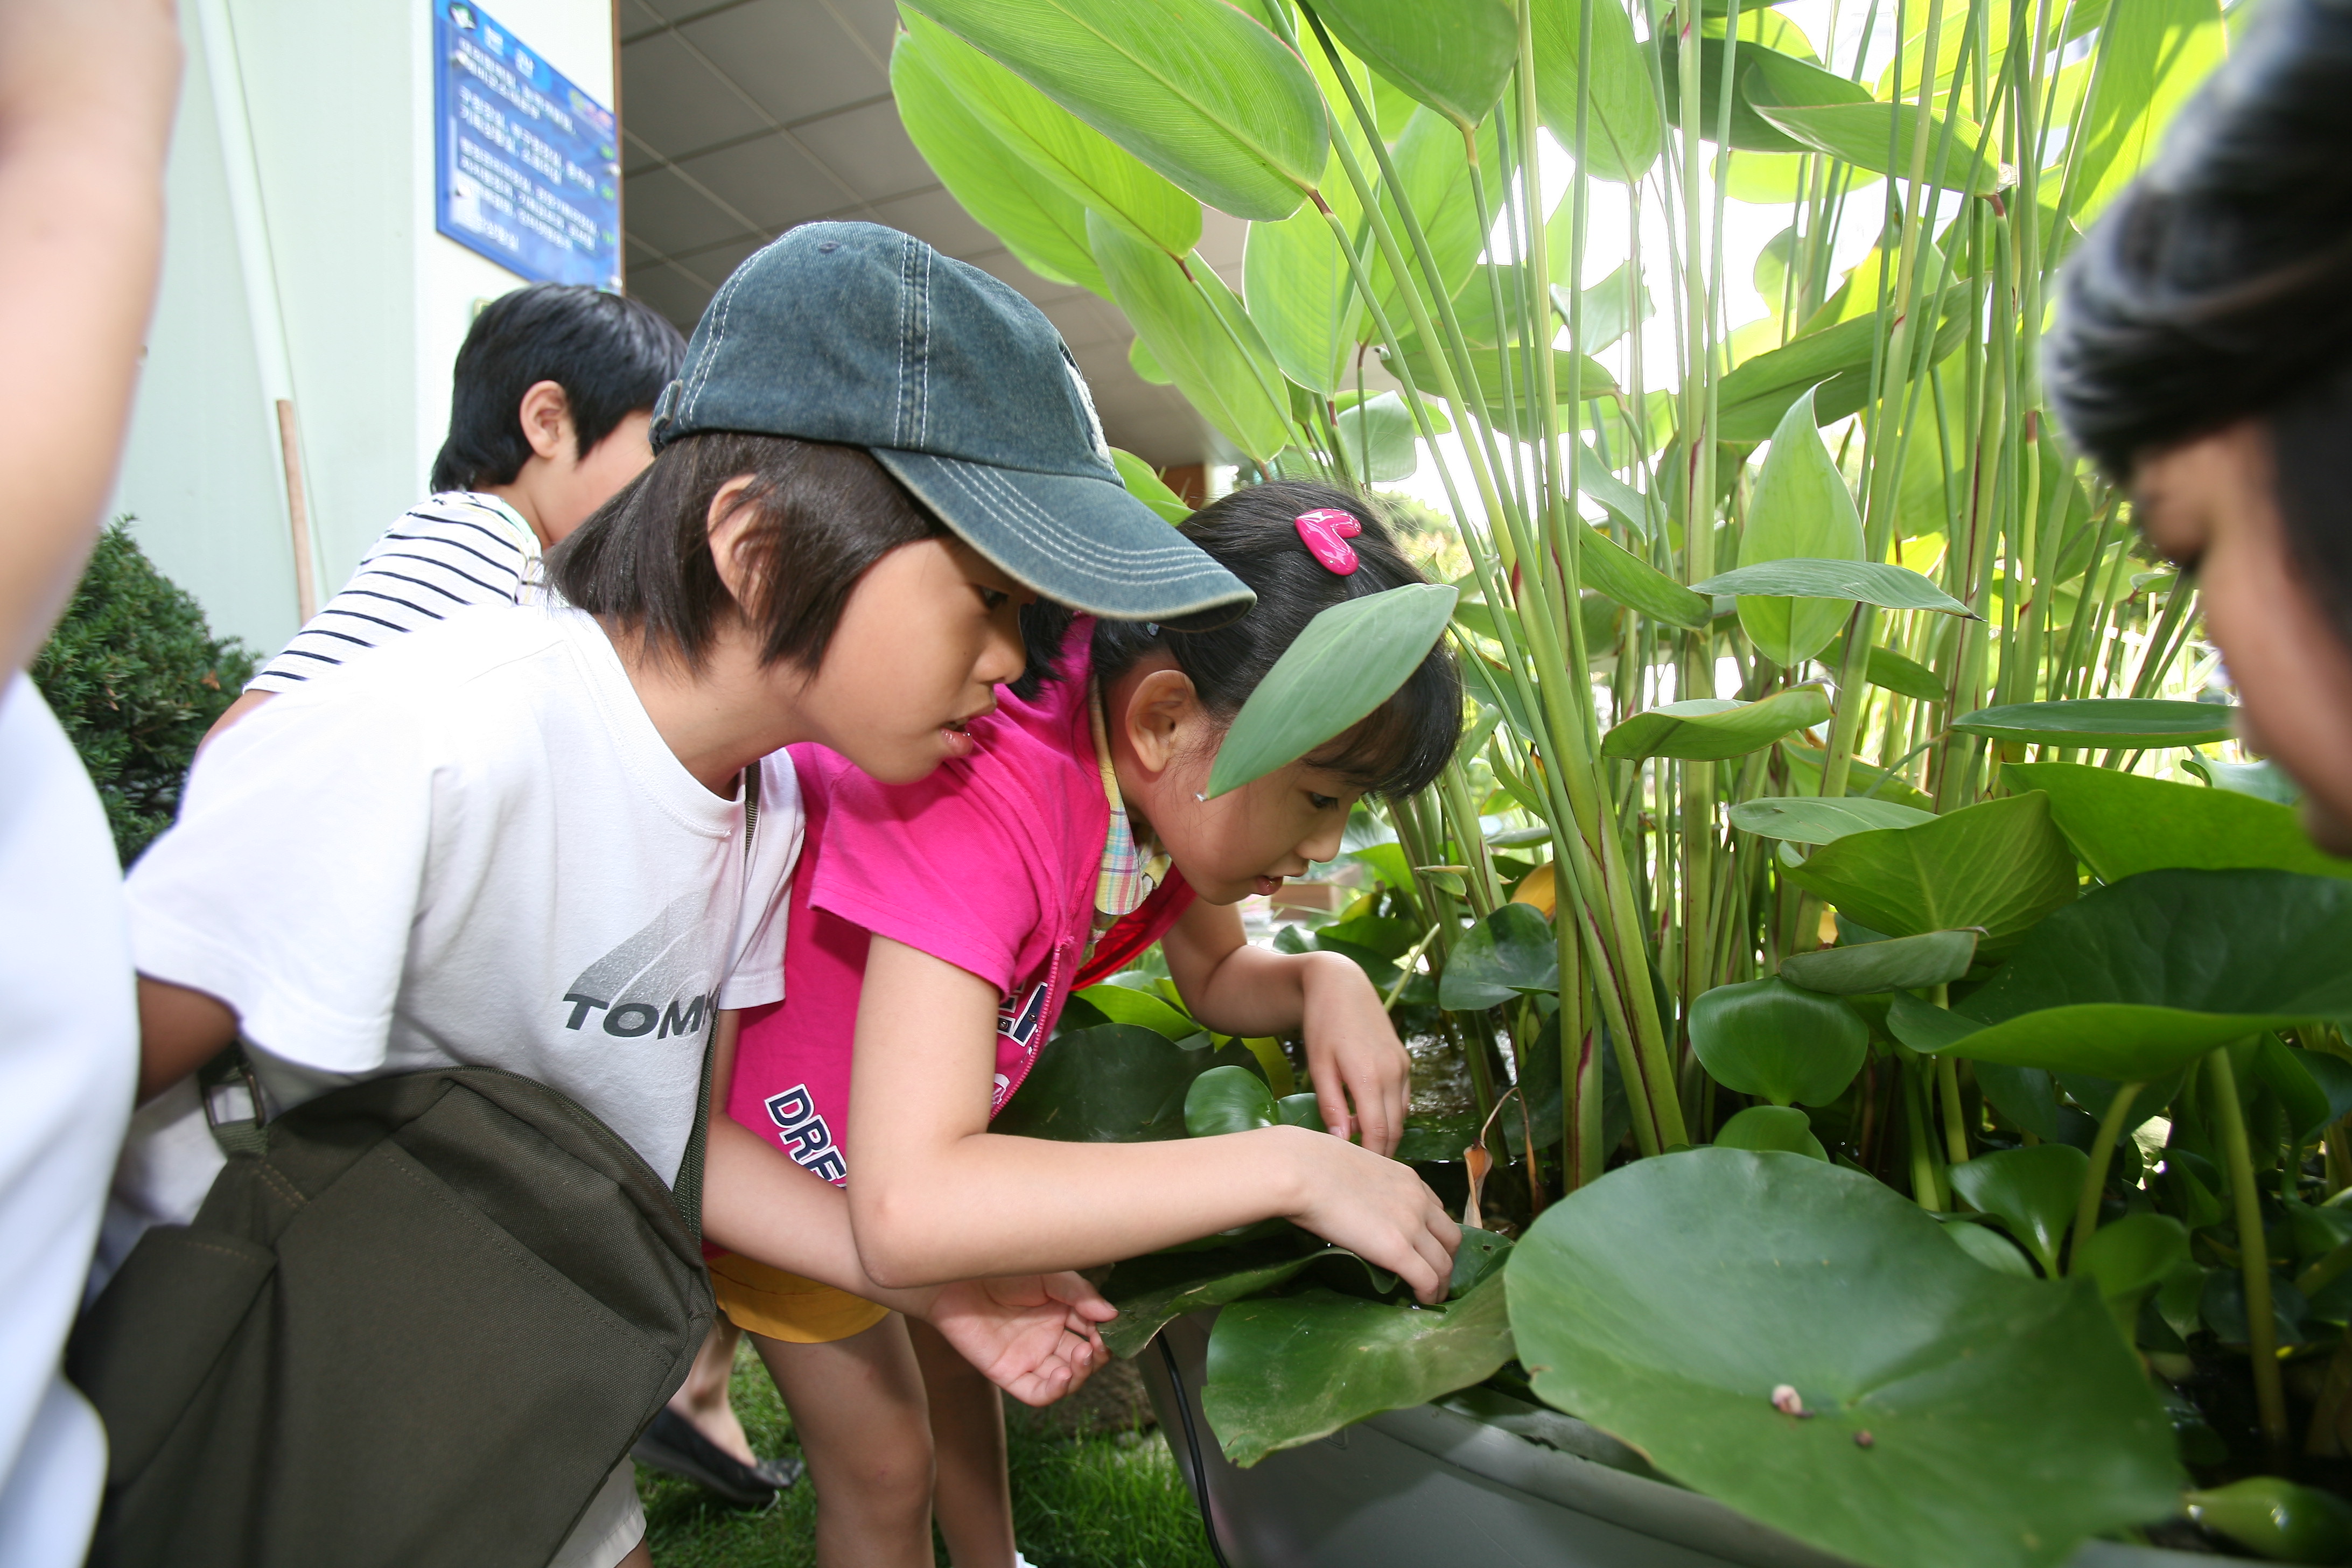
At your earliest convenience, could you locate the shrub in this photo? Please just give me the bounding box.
[32,519,255,865]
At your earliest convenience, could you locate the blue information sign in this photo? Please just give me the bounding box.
[432,0,621,290]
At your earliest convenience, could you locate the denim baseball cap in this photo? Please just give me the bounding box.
[649,221,1254,624]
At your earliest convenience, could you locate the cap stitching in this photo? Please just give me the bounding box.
[684,241,759,422]
[914,244,934,447]
[893,236,913,447]
[928,463,1228,583]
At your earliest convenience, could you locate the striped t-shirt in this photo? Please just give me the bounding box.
[245,492,542,694]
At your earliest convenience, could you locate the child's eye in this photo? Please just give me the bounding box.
[1307,792,1340,812]
[978,587,1010,612]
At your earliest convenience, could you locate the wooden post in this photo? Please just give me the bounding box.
[275,398,317,621]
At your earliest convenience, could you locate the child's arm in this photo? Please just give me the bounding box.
[845,936,1459,1302]
[1160,899,1411,1157]
[699,1012,1114,1408]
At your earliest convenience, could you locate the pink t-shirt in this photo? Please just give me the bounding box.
[727,620,1194,1186]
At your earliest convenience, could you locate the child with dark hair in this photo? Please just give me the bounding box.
[212,283,685,733]
[108,223,1252,1568]
[717,479,1464,1568]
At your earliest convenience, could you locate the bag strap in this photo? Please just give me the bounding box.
[197,1042,269,1160]
[667,760,761,1243]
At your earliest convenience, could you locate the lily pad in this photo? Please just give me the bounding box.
[1185,1064,1277,1136]
[2076,1213,2192,1340]
[1731,795,1936,844]
[1202,1272,1515,1466]
[1601,688,1831,764]
[1689,977,1867,1107]
[1779,929,1978,995]
[993,1024,1264,1143]
[1714,1104,1828,1160]
[1778,792,2079,961]
[1948,1145,2088,1277]
[1098,1240,1340,1358]
[1951,698,2236,750]
[1439,902,1558,1010]
[1941,1217,2035,1277]
[1508,1150,2181,1568]
[2003,761,2352,883]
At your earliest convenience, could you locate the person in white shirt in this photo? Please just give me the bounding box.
[0,0,179,1561]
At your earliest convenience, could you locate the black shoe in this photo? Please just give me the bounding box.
[632,1408,802,1508]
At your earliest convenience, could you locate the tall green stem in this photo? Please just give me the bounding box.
[2208,1048,2291,1457]
[2067,1080,2141,1275]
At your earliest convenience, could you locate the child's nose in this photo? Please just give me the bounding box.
[976,610,1026,687]
[1299,817,1346,865]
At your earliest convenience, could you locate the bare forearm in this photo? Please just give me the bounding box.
[852,1125,1315,1288]
[700,1117,938,1317]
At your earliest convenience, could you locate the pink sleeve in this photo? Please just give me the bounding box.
[806,769,1041,997]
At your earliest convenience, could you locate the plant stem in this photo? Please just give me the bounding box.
[2067,1080,2142,1276]
[1937,1053,1970,1166]
[1905,1055,1943,1212]
[2208,1047,2290,1456]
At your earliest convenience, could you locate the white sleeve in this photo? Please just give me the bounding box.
[125,686,440,1074]
[716,748,804,1011]
[246,503,533,695]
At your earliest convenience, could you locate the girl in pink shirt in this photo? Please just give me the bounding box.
[719,481,1463,1568]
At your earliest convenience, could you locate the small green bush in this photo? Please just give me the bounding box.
[32,519,255,865]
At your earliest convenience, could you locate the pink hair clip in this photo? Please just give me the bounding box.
[1294,508,1363,575]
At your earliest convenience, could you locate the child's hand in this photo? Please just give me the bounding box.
[1300,951,1412,1157]
[1276,1126,1460,1303]
[919,1272,1118,1408]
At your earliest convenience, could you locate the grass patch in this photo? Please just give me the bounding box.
[639,1340,1215,1568]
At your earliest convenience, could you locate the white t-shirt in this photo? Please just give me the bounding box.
[244,492,542,695]
[115,603,802,1255]
[0,674,138,1566]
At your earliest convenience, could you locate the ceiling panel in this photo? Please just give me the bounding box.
[666,135,845,230]
[790,99,933,202]
[866,186,995,258]
[622,163,760,254]
[619,31,771,155]
[678,2,888,123]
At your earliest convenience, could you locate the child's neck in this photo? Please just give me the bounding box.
[605,616,803,797]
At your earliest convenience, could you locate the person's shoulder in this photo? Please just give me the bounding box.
[405,491,541,564]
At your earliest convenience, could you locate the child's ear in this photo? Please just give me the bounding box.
[1122,667,1201,774]
[704,474,765,612]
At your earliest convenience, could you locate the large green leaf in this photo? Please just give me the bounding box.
[1185,1063,1279,1136]
[2066,0,2227,224]
[1368,109,1514,327]
[1206,583,1458,797]
[1331,393,1418,482]
[1310,0,1515,131]
[891,26,1108,293]
[1948,1145,2088,1278]
[1075,979,1201,1040]
[1689,976,1867,1107]
[1109,449,1193,524]
[1737,388,1865,668]
[1755,102,2008,195]
[2184,754,2301,807]
[1657,37,1871,153]
[1202,1273,1514,1465]
[1601,688,1831,764]
[1778,792,2079,960]
[1241,38,1374,396]
[992,1023,1264,1142]
[1731,795,1936,843]
[1439,902,1559,1011]
[1099,1240,1340,1359]
[1779,929,1979,995]
[1578,522,1713,629]
[2003,761,2352,883]
[1820,633,1946,703]
[1395,344,1621,428]
[1929,870,2352,1080]
[1714,1104,1829,1159]
[1530,0,1662,183]
[903,0,1327,222]
[1509,1151,2179,1568]
[1951,698,2237,750]
[1696,560,1974,618]
[1779,742,1937,813]
[1090,214,1292,463]
[898,10,1202,258]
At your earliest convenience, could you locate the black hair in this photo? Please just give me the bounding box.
[2046,0,2352,627]
[1016,479,1462,798]
[547,432,947,673]
[429,283,687,493]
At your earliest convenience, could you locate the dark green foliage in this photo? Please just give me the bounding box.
[31,520,255,865]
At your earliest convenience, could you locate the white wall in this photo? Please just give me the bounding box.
[113,0,615,655]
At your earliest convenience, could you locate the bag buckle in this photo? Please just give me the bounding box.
[197,1048,270,1159]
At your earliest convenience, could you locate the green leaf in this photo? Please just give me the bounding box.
[1369,110,1514,326]
[1779,742,1937,813]
[1530,0,1662,183]
[897,10,1202,258]
[1697,559,1976,618]
[1572,444,1658,538]
[2188,1478,2352,1565]
[1948,1145,2088,1277]
[1550,262,1655,355]
[1951,698,2237,750]
[1934,870,2352,1080]
[1202,1273,1515,1466]
[1274,1091,1322,1129]
[1713,1104,1829,1159]
[1089,213,1292,463]
[1109,449,1193,523]
[1509,1151,2180,1568]
[1394,343,1621,428]
[1778,792,2080,961]
[1885,990,1987,1056]
[1601,687,1831,764]
[902,0,1327,222]
[1754,102,2010,195]
[1690,977,1867,1107]
[1206,583,1457,797]
[1331,393,1419,482]
[1240,73,1367,397]
[1100,1240,1342,1359]
[1942,1217,2035,1277]
[2066,0,2227,224]
[1577,521,1713,629]
[1439,903,1559,1011]
[1185,1063,1279,1136]
[1821,634,1946,703]
[2077,1213,2193,1339]
[992,1023,1265,1142]
[2003,760,2352,883]
[1075,980,1201,1039]
[1657,37,1871,153]
[2183,754,2301,807]
[1450,1226,1514,1297]
[891,26,1108,294]
[1737,388,1866,667]
[1779,929,1979,996]
[1309,0,1515,131]
[1730,795,1936,843]
[1716,313,1877,440]
[1129,335,1173,384]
